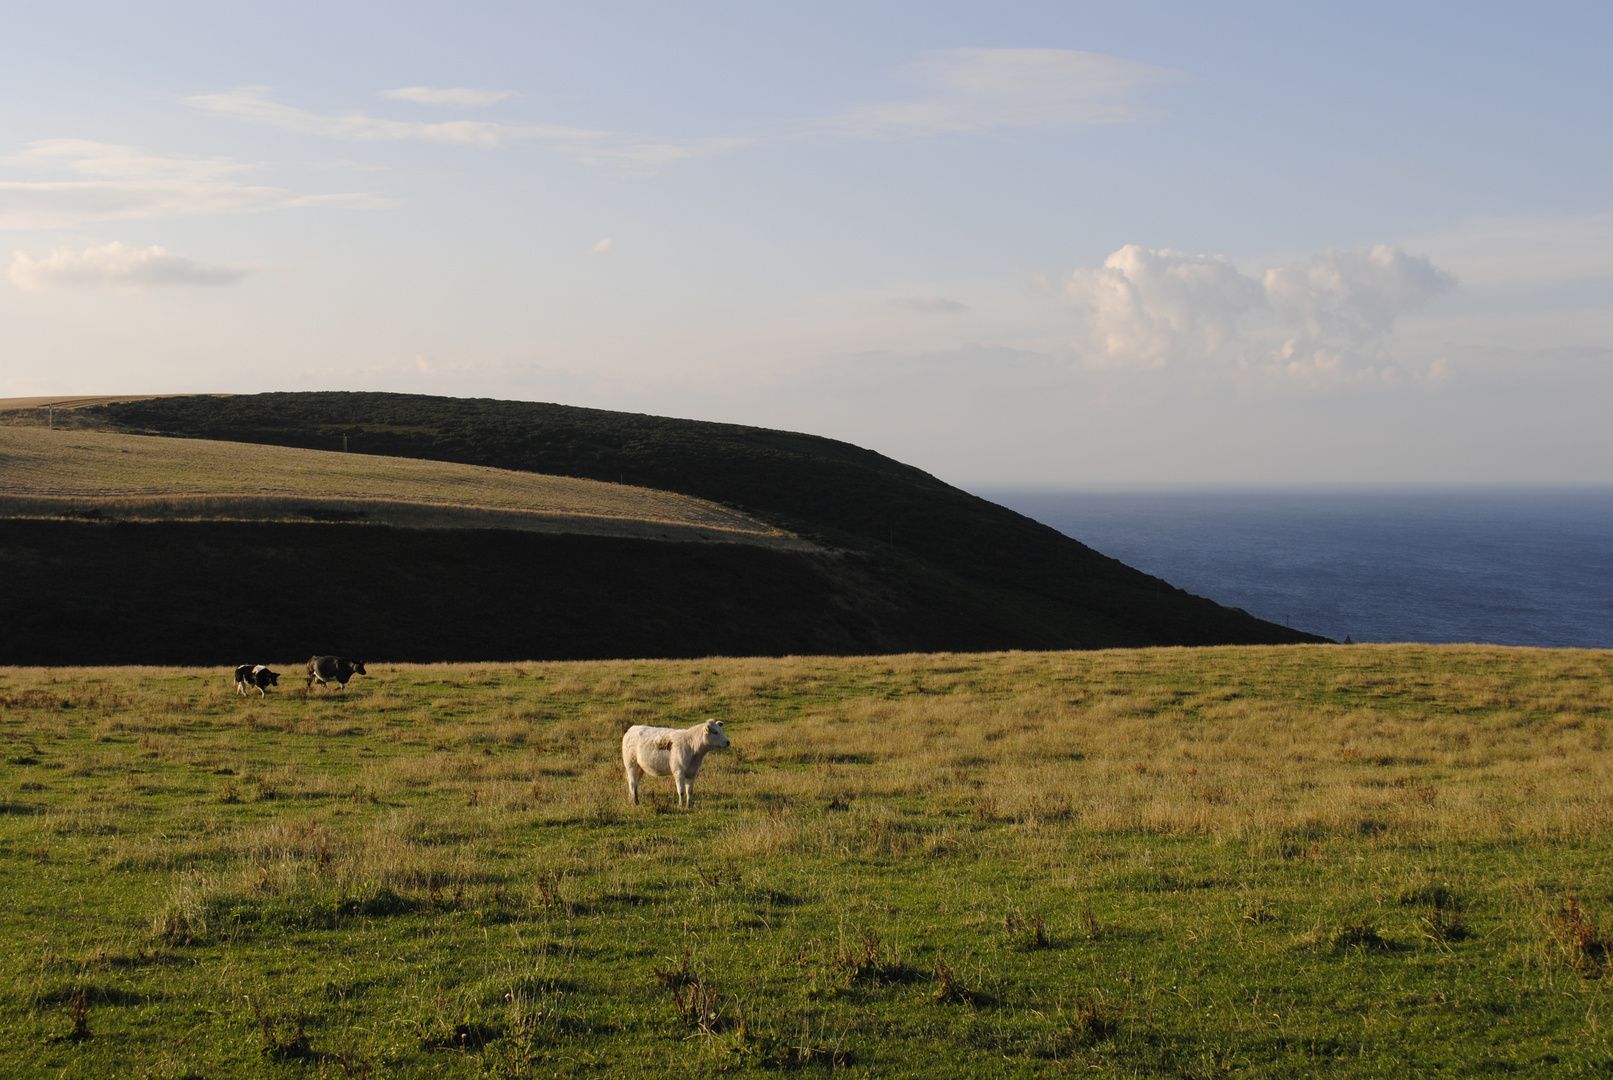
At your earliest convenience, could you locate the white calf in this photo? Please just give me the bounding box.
[621,719,730,809]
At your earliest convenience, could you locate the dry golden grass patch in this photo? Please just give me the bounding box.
[0,425,807,547]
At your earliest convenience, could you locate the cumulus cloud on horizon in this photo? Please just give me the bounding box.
[9,241,251,291]
[826,48,1180,138]
[381,86,517,107]
[1065,243,1454,387]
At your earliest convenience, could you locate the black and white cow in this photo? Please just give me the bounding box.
[306,655,367,691]
[234,664,280,697]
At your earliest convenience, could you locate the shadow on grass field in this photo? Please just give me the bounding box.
[2,644,1612,1077]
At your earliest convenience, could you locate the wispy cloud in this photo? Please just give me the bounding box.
[826,48,1180,138]
[890,295,967,313]
[186,87,546,148]
[9,241,251,290]
[187,87,750,170]
[0,139,389,229]
[1065,243,1454,388]
[591,238,612,253]
[381,86,517,107]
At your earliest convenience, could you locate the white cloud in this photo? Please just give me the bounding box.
[1065,243,1453,386]
[1066,246,1262,368]
[890,295,967,313]
[0,139,388,229]
[592,238,612,253]
[826,48,1179,138]
[1262,246,1452,346]
[187,87,750,170]
[187,87,538,148]
[9,241,250,290]
[381,86,517,107]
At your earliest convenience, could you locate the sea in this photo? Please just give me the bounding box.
[976,487,1613,649]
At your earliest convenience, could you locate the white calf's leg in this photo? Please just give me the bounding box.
[625,759,643,805]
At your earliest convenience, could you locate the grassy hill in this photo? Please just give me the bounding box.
[2,645,1610,1077]
[0,426,801,546]
[56,392,1328,657]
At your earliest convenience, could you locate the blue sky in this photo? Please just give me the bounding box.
[2,1,1610,485]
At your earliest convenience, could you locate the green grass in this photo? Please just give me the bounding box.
[0,426,796,546]
[3,645,1612,1077]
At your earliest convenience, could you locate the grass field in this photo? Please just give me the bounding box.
[0,427,801,547]
[0,395,200,413]
[3,644,1612,1077]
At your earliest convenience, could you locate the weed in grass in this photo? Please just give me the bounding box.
[1402,882,1471,942]
[1329,917,1396,951]
[694,862,734,890]
[1401,882,1465,910]
[531,868,566,911]
[653,947,722,1032]
[1422,908,1472,942]
[1003,910,1050,949]
[417,1016,502,1051]
[1555,897,1613,974]
[1067,993,1120,1046]
[54,987,91,1042]
[931,954,977,1006]
[831,931,912,986]
[1081,906,1122,940]
[1241,897,1277,925]
[251,998,314,1060]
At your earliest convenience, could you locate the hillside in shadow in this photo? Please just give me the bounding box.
[27,392,1331,661]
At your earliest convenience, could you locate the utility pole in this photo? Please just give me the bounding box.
[343,434,349,452]
[48,402,54,429]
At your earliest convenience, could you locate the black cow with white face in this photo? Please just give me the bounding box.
[234,664,280,697]
[306,656,367,691]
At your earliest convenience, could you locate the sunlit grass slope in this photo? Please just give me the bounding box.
[0,426,802,547]
[4,644,1613,1077]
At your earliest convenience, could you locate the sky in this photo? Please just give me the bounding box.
[1,1,1610,487]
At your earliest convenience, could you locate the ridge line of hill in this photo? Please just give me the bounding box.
[83,392,1329,651]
